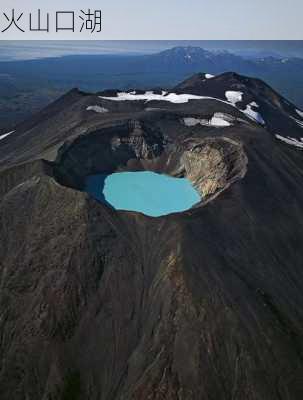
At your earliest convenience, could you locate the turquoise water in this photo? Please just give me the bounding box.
[85,171,201,217]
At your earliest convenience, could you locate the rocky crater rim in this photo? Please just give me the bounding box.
[53,120,248,208]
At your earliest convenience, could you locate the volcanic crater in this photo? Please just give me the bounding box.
[53,119,248,215]
[1,73,303,400]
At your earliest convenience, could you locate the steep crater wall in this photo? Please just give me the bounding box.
[178,137,248,201]
[53,119,248,205]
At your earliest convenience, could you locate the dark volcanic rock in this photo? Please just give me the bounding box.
[0,73,303,400]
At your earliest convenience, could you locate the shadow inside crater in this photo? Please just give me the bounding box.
[85,174,114,210]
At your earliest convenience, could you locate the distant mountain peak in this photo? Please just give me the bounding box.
[158,46,211,58]
[158,46,234,58]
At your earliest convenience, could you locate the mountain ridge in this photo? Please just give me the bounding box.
[1,45,303,133]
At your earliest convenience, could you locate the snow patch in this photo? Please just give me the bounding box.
[86,105,109,113]
[145,107,163,112]
[294,118,303,128]
[225,91,243,105]
[99,91,210,104]
[296,109,303,118]
[289,115,303,128]
[0,130,15,141]
[205,74,215,79]
[243,103,265,125]
[183,113,232,127]
[183,117,208,127]
[275,134,303,149]
[210,113,232,127]
[225,95,265,125]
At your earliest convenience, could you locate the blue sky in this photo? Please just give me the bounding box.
[0,0,302,40]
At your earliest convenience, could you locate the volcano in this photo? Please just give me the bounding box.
[0,72,303,399]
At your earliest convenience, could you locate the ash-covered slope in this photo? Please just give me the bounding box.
[0,73,303,400]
